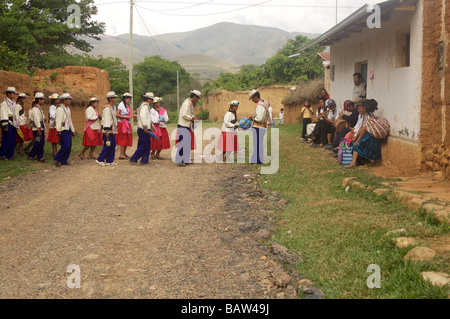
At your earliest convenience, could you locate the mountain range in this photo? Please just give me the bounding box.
[79,22,319,79]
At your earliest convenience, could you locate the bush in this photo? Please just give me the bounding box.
[195,108,210,121]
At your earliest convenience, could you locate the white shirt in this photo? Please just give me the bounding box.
[353,114,364,135]
[221,111,238,133]
[137,102,152,130]
[86,106,101,131]
[55,105,74,132]
[178,99,194,128]
[16,104,28,126]
[48,104,57,128]
[117,101,130,123]
[0,98,18,128]
[29,105,45,131]
[279,112,284,120]
[327,109,339,122]
[102,105,118,134]
[151,107,169,129]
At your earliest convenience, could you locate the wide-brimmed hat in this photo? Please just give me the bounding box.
[153,97,162,103]
[6,87,17,94]
[60,93,73,100]
[143,92,154,99]
[18,93,28,98]
[89,97,99,102]
[34,92,46,99]
[229,100,240,106]
[122,93,133,98]
[106,91,118,99]
[190,90,202,98]
[49,93,60,99]
[249,89,259,100]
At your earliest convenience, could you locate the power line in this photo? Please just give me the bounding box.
[134,1,359,9]
[134,4,163,56]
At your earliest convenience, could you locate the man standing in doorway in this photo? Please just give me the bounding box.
[352,73,366,104]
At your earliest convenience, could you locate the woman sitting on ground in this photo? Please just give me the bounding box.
[348,99,381,168]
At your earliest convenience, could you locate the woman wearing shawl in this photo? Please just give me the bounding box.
[79,97,102,160]
[27,92,47,162]
[348,99,382,168]
[47,93,61,157]
[218,100,240,162]
[116,93,134,160]
[97,92,119,167]
[54,93,77,167]
[0,87,18,160]
[150,97,170,160]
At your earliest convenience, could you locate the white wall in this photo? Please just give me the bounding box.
[330,1,423,142]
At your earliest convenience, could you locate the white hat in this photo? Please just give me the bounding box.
[49,93,60,99]
[34,92,46,99]
[229,100,240,106]
[6,87,17,94]
[60,93,73,100]
[249,89,259,100]
[106,91,118,98]
[190,90,202,98]
[18,93,28,98]
[153,97,162,103]
[122,92,133,98]
[143,92,154,99]
[89,97,99,102]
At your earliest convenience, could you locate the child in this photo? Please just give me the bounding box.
[218,100,240,162]
[278,108,285,126]
[300,99,314,142]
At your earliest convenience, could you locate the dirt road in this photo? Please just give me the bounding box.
[0,138,298,299]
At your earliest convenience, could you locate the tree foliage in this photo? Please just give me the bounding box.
[0,0,105,71]
[202,35,324,94]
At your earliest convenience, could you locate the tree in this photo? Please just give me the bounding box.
[0,0,105,71]
[0,41,29,73]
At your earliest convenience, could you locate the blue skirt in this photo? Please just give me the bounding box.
[352,133,381,162]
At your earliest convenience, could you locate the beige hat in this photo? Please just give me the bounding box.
[6,87,17,94]
[122,92,133,98]
[153,97,162,103]
[34,92,46,99]
[89,97,99,102]
[143,92,154,99]
[49,93,60,99]
[60,93,73,100]
[106,91,118,98]
[18,93,28,98]
[249,89,259,100]
[190,90,202,98]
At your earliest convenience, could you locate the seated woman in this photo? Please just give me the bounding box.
[309,99,338,147]
[348,99,381,168]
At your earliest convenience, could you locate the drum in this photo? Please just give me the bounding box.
[334,118,350,133]
[239,117,252,130]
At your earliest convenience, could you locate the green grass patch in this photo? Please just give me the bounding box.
[251,123,449,299]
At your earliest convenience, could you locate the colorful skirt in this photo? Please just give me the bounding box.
[16,125,33,142]
[218,132,239,152]
[352,133,381,162]
[151,127,170,150]
[47,128,59,143]
[117,122,133,146]
[82,128,103,146]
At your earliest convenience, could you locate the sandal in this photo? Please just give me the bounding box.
[55,161,62,167]
[78,154,85,160]
[38,158,47,163]
[156,156,163,160]
[125,155,130,159]
[87,155,95,160]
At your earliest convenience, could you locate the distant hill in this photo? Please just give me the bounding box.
[79,22,319,79]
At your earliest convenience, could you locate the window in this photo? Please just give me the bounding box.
[396,31,411,68]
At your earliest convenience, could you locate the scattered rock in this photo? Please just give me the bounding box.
[271,192,279,198]
[270,243,289,255]
[421,272,450,288]
[373,188,390,196]
[298,279,313,289]
[267,196,279,202]
[299,285,326,299]
[253,229,271,241]
[237,222,259,232]
[342,177,356,187]
[404,247,436,262]
[434,210,449,224]
[272,270,292,288]
[392,237,418,248]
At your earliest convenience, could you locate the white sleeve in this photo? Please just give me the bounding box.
[150,108,159,124]
[86,107,98,121]
[49,105,56,120]
[254,105,266,123]
[224,112,235,128]
[55,107,65,132]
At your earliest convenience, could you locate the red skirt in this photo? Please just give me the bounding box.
[82,128,102,146]
[151,127,170,150]
[117,122,133,146]
[47,128,59,143]
[218,132,239,152]
[17,125,33,142]
[175,128,197,150]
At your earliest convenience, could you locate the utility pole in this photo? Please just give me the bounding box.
[129,0,134,121]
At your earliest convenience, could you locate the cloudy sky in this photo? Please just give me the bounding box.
[93,0,382,36]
